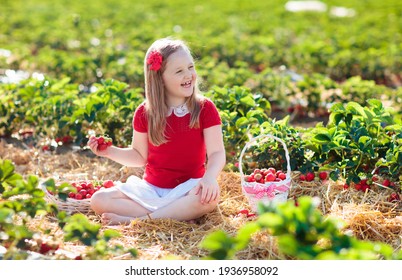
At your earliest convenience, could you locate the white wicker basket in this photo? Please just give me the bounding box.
[239,134,292,212]
[41,182,92,214]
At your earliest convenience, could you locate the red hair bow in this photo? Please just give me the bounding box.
[147,51,163,71]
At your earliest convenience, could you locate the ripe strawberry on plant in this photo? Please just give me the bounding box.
[318,171,328,180]
[39,242,59,255]
[388,193,400,202]
[354,179,371,192]
[306,172,315,182]
[382,179,391,187]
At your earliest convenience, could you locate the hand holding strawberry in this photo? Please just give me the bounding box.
[96,135,113,151]
[88,134,113,155]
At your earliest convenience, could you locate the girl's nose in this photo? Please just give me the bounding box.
[184,69,192,78]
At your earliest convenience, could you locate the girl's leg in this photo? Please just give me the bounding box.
[91,187,218,225]
[145,188,219,221]
[90,188,150,220]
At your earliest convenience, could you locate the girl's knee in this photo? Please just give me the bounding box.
[192,194,219,214]
[90,189,108,213]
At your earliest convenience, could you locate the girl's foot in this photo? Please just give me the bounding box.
[101,213,134,225]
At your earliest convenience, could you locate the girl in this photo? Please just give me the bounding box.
[88,38,226,225]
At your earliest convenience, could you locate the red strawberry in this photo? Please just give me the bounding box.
[39,243,53,254]
[97,136,104,144]
[265,173,276,182]
[277,172,286,180]
[254,173,263,181]
[267,167,276,174]
[361,185,369,192]
[388,193,400,202]
[79,189,87,197]
[306,172,315,182]
[355,183,362,191]
[299,174,306,181]
[237,209,249,217]
[319,171,328,180]
[382,179,391,187]
[62,135,73,144]
[96,135,113,151]
[245,175,255,182]
[102,180,114,188]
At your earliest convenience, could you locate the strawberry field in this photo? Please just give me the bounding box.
[1,0,402,260]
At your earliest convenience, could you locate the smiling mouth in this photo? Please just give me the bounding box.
[181,81,192,88]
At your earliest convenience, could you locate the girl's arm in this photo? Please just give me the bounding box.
[88,130,148,167]
[196,124,226,204]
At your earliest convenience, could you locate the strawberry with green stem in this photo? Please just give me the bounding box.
[96,135,113,151]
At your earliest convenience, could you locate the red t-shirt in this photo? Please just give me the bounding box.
[133,98,222,189]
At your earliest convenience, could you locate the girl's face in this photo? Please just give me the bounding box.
[162,48,197,106]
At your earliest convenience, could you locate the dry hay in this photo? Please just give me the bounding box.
[1,139,401,259]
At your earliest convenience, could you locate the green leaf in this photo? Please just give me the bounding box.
[200,230,233,251]
[102,229,121,241]
[235,117,249,127]
[239,95,255,107]
[257,212,284,229]
[235,222,260,250]
[367,99,383,110]
[312,133,332,144]
[0,159,15,180]
[346,102,367,118]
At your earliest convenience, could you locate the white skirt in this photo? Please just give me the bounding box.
[116,175,201,211]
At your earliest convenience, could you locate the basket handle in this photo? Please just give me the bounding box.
[238,134,292,184]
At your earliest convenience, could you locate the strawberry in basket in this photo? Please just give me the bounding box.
[65,180,116,200]
[245,167,287,183]
[95,135,113,151]
[239,134,292,211]
[243,167,289,197]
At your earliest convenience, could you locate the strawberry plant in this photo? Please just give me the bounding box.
[290,73,337,117]
[244,116,314,175]
[59,213,137,260]
[304,99,401,183]
[205,86,271,169]
[0,160,137,260]
[201,196,402,260]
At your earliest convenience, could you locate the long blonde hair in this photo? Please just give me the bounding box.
[144,38,202,146]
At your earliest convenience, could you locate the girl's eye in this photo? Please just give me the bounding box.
[176,70,182,74]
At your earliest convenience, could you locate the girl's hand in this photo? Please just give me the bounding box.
[87,136,111,157]
[195,176,220,204]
